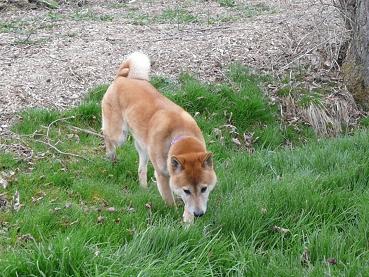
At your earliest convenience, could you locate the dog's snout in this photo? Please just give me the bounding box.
[194,210,204,217]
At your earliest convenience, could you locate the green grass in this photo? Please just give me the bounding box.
[1,67,369,275]
[71,9,114,22]
[155,8,198,24]
[125,3,274,26]
[127,8,198,25]
[217,0,236,7]
[242,3,273,18]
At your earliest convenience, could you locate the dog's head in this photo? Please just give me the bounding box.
[168,152,217,217]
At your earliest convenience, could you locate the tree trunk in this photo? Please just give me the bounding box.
[340,0,369,109]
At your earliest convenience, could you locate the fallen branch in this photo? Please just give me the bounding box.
[46,116,75,143]
[67,125,104,139]
[34,139,90,161]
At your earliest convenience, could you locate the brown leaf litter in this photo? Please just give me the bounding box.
[0,0,360,157]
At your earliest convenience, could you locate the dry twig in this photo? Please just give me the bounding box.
[67,125,104,139]
[34,139,90,161]
[46,116,75,143]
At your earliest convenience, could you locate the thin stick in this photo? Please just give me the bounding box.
[35,139,90,161]
[67,125,104,138]
[46,116,75,143]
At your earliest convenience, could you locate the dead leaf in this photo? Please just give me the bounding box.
[300,247,310,267]
[232,138,241,146]
[212,128,224,145]
[0,178,8,189]
[97,215,105,224]
[0,170,16,189]
[0,194,8,209]
[50,198,58,203]
[17,233,35,243]
[64,202,72,209]
[107,207,116,213]
[261,207,267,214]
[12,191,20,212]
[69,219,79,226]
[243,132,253,146]
[272,225,290,234]
[32,191,46,203]
[326,258,337,265]
[32,196,44,203]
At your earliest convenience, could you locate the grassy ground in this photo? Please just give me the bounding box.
[1,66,369,276]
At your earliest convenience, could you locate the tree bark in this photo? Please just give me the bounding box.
[339,0,369,109]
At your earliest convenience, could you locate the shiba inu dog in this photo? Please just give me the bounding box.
[101,52,217,223]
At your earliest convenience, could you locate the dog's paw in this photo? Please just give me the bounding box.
[183,209,194,224]
[106,151,117,163]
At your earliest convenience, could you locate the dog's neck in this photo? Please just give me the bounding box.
[169,135,206,156]
[170,135,187,146]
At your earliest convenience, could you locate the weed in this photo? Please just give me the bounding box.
[0,20,28,33]
[155,8,198,24]
[242,3,273,18]
[47,12,64,21]
[127,12,150,26]
[71,10,114,22]
[218,0,236,7]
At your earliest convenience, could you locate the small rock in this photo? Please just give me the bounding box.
[17,234,35,243]
[232,138,241,146]
[300,247,310,267]
[97,215,105,224]
[0,195,8,209]
[326,258,337,265]
[272,225,290,234]
[0,178,8,189]
[12,191,20,212]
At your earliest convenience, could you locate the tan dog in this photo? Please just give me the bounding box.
[101,52,217,223]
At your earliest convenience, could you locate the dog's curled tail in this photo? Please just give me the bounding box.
[116,52,151,81]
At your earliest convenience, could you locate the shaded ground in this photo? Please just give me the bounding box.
[0,0,347,137]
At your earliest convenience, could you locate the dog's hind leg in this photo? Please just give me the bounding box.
[134,140,149,188]
[102,108,128,161]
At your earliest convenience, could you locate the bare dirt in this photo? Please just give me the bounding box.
[0,0,348,139]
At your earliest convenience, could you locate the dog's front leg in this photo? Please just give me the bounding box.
[155,172,175,205]
[183,207,194,224]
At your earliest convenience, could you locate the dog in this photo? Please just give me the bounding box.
[101,52,217,223]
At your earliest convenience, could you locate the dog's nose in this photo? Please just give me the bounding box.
[194,211,204,217]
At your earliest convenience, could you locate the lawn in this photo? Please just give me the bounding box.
[1,66,369,276]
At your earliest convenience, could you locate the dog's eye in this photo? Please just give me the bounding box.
[183,189,191,195]
[201,187,207,193]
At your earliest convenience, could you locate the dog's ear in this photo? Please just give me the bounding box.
[171,156,183,173]
[202,152,213,169]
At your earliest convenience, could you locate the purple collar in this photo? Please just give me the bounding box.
[170,135,186,146]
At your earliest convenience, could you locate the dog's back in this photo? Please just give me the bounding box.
[102,52,204,158]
